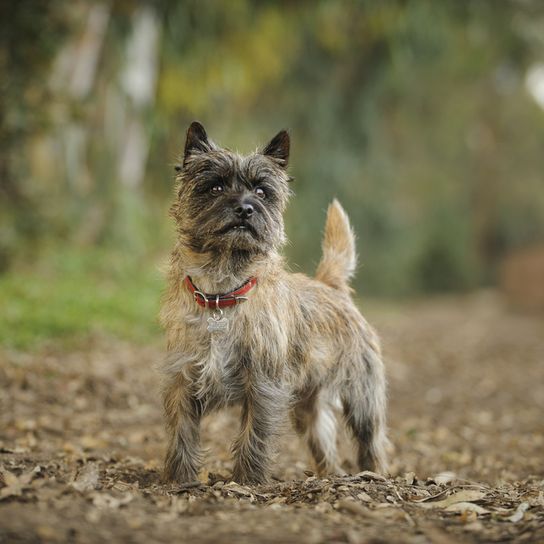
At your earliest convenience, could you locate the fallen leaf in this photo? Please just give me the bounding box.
[1,469,19,488]
[431,471,456,485]
[416,490,486,509]
[336,498,371,517]
[356,471,387,482]
[0,470,23,499]
[223,482,253,497]
[357,492,372,502]
[72,463,100,492]
[508,502,529,523]
[0,468,38,500]
[444,502,489,514]
[112,481,138,492]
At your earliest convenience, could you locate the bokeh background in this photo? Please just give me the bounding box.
[2,0,544,348]
[2,5,544,541]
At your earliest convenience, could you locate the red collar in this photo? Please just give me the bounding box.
[184,276,257,309]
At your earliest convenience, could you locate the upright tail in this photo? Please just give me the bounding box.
[315,199,357,293]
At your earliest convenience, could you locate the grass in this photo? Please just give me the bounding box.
[0,247,165,350]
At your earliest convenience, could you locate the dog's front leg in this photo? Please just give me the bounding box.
[162,376,203,483]
[231,381,287,485]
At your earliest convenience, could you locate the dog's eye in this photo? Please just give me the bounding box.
[255,187,266,199]
[210,185,224,195]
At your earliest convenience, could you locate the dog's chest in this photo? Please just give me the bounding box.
[182,300,289,397]
[187,311,249,397]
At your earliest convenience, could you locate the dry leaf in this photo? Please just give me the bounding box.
[508,502,529,523]
[0,470,23,500]
[416,490,486,509]
[72,463,99,492]
[444,502,489,514]
[356,471,387,482]
[1,469,20,488]
[223,482,253,497]
[432,471,456,485]
[357,492,372,502]
[336,498,371,517]
[0,467,38,500]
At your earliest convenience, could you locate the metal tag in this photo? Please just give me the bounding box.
[207,315,229,333]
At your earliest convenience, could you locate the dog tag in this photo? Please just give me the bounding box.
[207,315,229,333]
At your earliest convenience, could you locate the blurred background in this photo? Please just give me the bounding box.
[2,0,544,349]
[1,6,544,536]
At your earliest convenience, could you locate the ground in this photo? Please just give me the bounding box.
[1,292,543,543]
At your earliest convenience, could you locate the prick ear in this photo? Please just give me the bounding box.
[183,121,213,166]
[262,129,290,167]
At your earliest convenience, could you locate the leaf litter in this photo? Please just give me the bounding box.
[1,294,543,542]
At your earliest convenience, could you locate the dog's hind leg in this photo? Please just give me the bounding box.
[292,388,343,476]
[341,349,389,474]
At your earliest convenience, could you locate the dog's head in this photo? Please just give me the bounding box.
[171,122,292,259]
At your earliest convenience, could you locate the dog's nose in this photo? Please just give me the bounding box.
[234,203,254,219]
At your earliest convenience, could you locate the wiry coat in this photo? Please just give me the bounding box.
[159,122,388,484]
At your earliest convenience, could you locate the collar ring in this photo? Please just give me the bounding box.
[193,290,207,305]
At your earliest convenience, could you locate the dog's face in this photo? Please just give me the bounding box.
[171,122,292,257]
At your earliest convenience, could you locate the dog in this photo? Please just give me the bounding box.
[159,121,388,484]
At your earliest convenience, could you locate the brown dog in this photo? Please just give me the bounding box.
[159,122,388,484]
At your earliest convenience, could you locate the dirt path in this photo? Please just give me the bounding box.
[1,292,543,543]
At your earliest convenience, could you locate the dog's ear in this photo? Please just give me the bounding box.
[182,121,214,167]
[262,129,290,168]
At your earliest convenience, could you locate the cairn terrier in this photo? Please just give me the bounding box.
[159,122,388,484]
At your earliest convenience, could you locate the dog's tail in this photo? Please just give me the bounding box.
[315,199,357,293]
